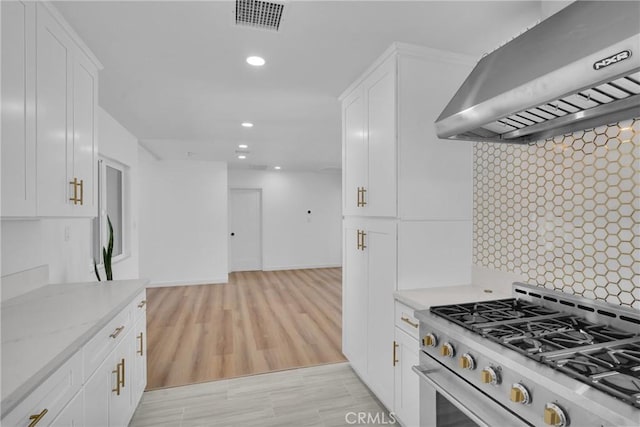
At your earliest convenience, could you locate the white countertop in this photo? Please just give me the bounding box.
[1,279,148,416]
[394,284,512,311]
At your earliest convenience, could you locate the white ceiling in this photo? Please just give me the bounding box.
[55,1,546,171]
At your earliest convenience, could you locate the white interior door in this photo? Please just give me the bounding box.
[229,189,262,272]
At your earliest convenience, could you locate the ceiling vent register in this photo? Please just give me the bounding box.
[235,0,284,31]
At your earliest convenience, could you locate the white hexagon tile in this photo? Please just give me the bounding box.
[473,118,639,309]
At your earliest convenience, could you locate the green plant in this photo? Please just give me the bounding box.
[94,216,114,281]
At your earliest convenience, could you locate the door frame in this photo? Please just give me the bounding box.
[228,188,264,273]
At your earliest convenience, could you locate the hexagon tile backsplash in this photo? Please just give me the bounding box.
[473,118,639,309]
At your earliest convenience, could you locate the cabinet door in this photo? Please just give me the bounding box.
[364,58,397,218]
[1,0,36,217]
[394,328,420,427]
[50,390,84,427]
[70,55,98,216]
[342,221,368,375]
[111,334,134,427]
[132,315,147,408]
[36,3,74,217]
[84,351,113,427]
[365,220,397,409]
[343,87,368,216]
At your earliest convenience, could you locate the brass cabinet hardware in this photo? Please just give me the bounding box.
[356,230,362,250]
[360,187,367,206]
[137,332,144,356]
[356,187,361,207]
[360,231,367,250]
[393,341,399,366]
[120,358,125,388]
[112,362,121,395]
[28,409,48,427]
[78,179,84,205]
[401,316,419,328]
[69,178,79,204]
[137,300,147,308]
[109,326,125,339]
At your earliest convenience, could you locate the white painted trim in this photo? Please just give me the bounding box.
[339,42,475,101]
[146,276,229,288]
[262,264,342,272]
[41,1,104,69]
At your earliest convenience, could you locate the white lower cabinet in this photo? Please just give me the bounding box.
[394,328,420,427]
[50,390,84,427]
[2,291,146,427]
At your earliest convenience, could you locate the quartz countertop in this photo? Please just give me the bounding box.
[394,284,511,311]
[1,279,148,417]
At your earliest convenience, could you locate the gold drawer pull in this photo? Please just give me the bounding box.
[28,409,48,427]
[392,341,399,366]
[137,300,147,308]
[401,316,419,328]
[78,179,84,206]
[120,358,125,388]
[137,332,144,356]
[69,178,79,204]
[109,326,125,339]
[112,361,121,395]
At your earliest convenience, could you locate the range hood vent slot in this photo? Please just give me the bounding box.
[235,0,284,32]
[435,1,640,144]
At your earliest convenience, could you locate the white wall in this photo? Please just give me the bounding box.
[1,107,140,285]
[138,153,228,286]
[228,169,342,271]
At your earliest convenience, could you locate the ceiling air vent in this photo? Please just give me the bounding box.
[235,0,285,32]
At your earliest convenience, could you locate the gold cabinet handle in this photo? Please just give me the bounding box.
[112,361,121,395]
[360,187,367,206]
[138,300,147,308]
[356,230,361,250]
[137,332,144,356]
[78,179,84,206]
[28,409,48,427]
[360,231,367,250]
[356,187,361,207]
[109,326,125,339]
[120,358,125,388]
[393,341,399,366]
[69,178,79,204]
[401,316,419,328]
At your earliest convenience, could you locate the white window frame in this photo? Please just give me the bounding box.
[93,157,129,267]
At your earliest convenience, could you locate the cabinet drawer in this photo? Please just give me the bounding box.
[2,351,82,427]
[131,290,147,321]
[395,301,419,339]
[83,304,132,382]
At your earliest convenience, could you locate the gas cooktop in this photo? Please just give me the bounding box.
[430,294,640,409]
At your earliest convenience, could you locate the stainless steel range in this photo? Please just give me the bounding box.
[412,283,640,427]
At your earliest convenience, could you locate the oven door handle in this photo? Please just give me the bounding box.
[412,365,530,427]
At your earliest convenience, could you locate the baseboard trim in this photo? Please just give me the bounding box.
[146,276,228,288]
[261,264,342,272]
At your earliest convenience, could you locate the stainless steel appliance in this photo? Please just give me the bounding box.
[434,1,640,144]
[413,283,640,427]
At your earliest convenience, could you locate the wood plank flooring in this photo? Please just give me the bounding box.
[146,268,346,390]
[131,363,398,427]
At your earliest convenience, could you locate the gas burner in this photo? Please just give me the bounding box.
[597,373,640,398]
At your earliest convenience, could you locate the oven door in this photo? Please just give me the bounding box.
[413,353,531,427]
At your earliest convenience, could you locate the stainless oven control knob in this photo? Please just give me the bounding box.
[440,342,455,358]
[422,333,437,347]
[510,383,531,404]
[480,367,500,385]
[543,403,567,427]
[458,353,475,370]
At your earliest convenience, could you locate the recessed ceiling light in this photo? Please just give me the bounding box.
[246,56,265,67]
[274,166,281,170]
[238,144,248,149]
[241,122,254,128]
[238,155,247,159]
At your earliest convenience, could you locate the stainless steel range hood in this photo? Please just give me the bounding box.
[435,1,640,144]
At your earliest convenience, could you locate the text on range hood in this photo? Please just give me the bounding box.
[435,1,640,144]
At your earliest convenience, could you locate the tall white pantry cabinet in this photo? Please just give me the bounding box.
[1,1,101,218]
[340,43,475,426]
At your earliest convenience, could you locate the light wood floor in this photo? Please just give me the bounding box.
[146,268,346,390]
[131,363,398,427]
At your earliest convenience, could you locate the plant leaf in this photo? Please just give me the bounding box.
[93,259,101,282]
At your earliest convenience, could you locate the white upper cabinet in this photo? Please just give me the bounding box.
[341,43,475,221]
[1,2,101,218]
[1,1,36,217]
[36,3,99,217]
